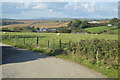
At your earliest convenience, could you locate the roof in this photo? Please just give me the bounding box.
[88,21,100,23]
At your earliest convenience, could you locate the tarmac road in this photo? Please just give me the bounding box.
[1,43,106,78]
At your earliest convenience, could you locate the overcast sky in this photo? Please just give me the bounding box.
[1,1,119,19]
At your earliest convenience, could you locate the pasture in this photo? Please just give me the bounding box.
[84,26,118,33]
[2,32,118,49]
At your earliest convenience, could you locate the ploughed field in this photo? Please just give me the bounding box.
[0,22,68,28]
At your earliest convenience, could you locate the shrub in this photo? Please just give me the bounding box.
[64,39,119,69]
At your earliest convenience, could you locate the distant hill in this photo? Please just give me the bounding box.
[0,18,15,21]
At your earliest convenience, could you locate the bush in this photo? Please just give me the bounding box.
[64,39,119,69]
[57,27,71,33]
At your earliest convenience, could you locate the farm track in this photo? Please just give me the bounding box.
[1,43,106,78]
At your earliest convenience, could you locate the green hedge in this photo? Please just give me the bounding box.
[64,38,119,69]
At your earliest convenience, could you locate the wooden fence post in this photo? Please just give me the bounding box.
[59,39,62,50]
[23,37,25,45]
[30,38,33,45]
[36,37,39,46]
[68,41,71,48]
[8,35,11,41]
[53,39,55,49]
[47,40,49,48]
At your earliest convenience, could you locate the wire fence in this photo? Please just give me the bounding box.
[2,35,72,50]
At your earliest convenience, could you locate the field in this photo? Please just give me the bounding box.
[1,32,119,78]
[2,32,118,49]
[84,26,118,33]
[112,29,120,33]
[1,23,31,28]
[33,22,68,28]
[2,32,118,40]
[1,21,68,28]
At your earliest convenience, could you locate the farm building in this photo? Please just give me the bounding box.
[88,21,100,24]
[37,28,48,32]
[49,28,57,31]
[108,24,112,26]
[37,28,57,32]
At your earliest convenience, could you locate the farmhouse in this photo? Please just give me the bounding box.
[108,24,112,26]
[37,28,57,32]
[37,28,48,32]
[49,28,56,31]
[88,21,100,24]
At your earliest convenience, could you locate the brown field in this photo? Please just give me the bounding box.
[0,24,31,28]
[0,22,68,28]
[33,22,68,28]
[3,20,52,23]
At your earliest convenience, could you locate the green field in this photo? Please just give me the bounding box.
[112,29,120,33]
[3,32,118,40]
[84,26,118,33]
[2,32,118,49]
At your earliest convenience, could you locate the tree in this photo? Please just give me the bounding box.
[79,21,89,29]
[109,18,118,25]
[68,20,81,28]
[68,21,72,27]
[57,27,71,33]
[72,20,81,27]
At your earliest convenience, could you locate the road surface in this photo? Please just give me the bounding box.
[0,43,106,78]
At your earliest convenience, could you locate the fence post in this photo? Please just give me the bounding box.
[59,39,62,50]
[68,41,71,48]
[36,37,39,46]
[30,38,33,45]
[53,39,55,49]
[23,37,25,45]
[9,35,11,41]
[47,40,50,48]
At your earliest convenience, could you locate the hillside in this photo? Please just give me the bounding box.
[84,26,118,33]
[0,22,68,28]
[32,22,68,28]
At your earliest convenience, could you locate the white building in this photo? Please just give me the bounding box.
[88,21,100,24]
[108,24,112,26]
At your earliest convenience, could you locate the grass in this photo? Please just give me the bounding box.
[1,32,119,78]
[84,26,118,33]
[55,54,118,78]
[3,32,118,40]
[2,32,118,49]
[112,29,120,33]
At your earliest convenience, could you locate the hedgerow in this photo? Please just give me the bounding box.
[64,38,119,69]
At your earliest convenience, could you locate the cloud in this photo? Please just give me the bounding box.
[32,3,47,9]
[48,9,54,12]
[64,2,80,10]
[64,2,97,13]
[2,2,118,19]
[81,2,97,12]
[16,2,31,9]
[114,9,118,12]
